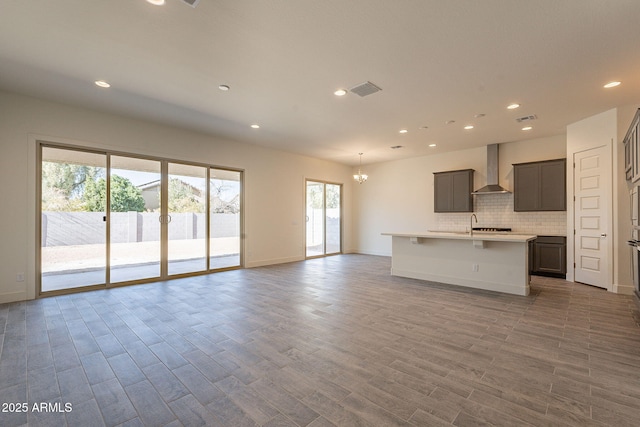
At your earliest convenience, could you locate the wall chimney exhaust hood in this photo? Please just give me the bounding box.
[472,144,511,194]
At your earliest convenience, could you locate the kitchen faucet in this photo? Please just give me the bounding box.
[470,213,478,235]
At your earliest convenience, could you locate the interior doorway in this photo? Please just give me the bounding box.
[573,145,611,289]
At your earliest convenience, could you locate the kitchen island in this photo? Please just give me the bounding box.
[382,231,536,296]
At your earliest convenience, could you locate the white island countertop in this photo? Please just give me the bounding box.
[382,231,536,243]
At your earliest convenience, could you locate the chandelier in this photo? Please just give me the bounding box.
[353,153,368,184]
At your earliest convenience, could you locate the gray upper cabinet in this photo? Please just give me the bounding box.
[513,159,566,212]
[623,108,640,182]
[434,169,474,212]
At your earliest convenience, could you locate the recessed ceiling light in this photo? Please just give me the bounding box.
[604,81,621,88]
[420,126,429,130]
[522,126,533,131]
[445,120,456,125]
[94,80,111,88]
[334,89,347,96]
[429,144,437,147]
[464,125,474,130]
[474,113,486,118]
[146,0,165,5]
[390,145,403,150]
[507,103,520,110]
[218,84,230,91]
[399,129,408,134]
[251,124,260,129]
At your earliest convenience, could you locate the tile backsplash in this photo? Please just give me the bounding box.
[433,193,567,236]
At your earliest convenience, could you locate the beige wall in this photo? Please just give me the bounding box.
[353,135,567,256]
[0,91,354,303]
[2,88,635,303]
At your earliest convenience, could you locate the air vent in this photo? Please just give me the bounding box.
[349,81,382,97]
[180,0,200,7]
[516,114,538,123]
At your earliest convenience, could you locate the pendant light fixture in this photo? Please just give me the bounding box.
[353,153,368,184]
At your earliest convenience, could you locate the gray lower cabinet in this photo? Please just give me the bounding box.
[513,159,566,211]
[529,236,566,278]
[434,169,474,213]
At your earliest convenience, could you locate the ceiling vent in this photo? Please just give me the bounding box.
[349,81,382,97]
[180,0,200,7]
[515,114,537,123]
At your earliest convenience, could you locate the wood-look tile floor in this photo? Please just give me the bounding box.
[1,254,640,426]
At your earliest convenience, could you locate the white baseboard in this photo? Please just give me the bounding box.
[245,255,304,268]
[612,283,635,295]
[0,291,29,304]
[351,249,392,257]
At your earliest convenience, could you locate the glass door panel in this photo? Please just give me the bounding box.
[306,180,342,258]
[209,168,241,269]
[306,181,325,257]
[167,163,207,275]
[325,183,341,254]
[109,156,162,283]
[41,147,107,291]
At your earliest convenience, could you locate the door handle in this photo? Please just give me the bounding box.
[601,233,607,237]
[158,215,172,224]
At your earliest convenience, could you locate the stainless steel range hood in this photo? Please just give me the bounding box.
[472,144,511,194]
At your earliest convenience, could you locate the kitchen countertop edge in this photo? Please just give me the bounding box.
[382,231,537,243]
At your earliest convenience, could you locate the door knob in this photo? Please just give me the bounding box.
[601,233,607,237]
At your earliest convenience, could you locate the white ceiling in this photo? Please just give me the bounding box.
[1,0,640,165]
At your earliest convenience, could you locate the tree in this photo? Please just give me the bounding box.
[41,162,103,211]
[41,186,85,212]
[42,162,99,197]
[168,178,204,213]
[83,175,145,212]
[307,184,340,209]
[210,181,240,213]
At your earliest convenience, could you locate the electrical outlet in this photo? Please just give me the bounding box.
[472,264,479,272]
[16,273,25,282]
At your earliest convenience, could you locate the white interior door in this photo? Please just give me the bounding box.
[574,145,611,289]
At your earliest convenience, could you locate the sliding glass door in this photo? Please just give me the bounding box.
[109,156,162,283]
[325,183,342,254]
[167,163,208,275]
[41,147,107,292]
[306,181,325,257]
[39,143,243,294]
[210,168,242,269]
[306,180,342,258]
